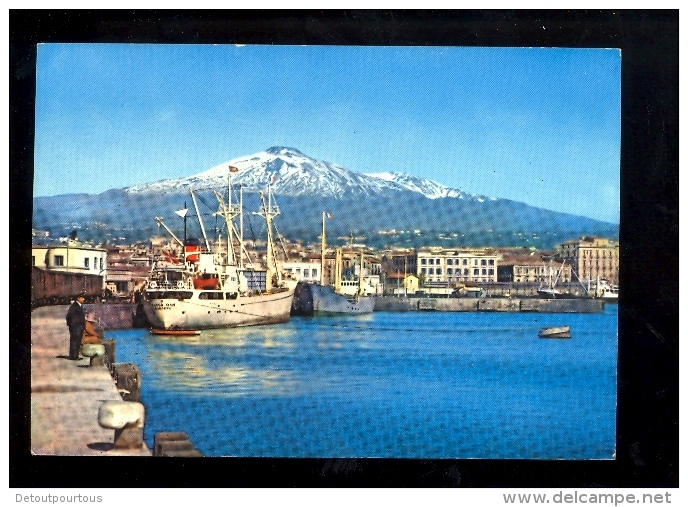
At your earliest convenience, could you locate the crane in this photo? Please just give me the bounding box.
[155,216,184,247]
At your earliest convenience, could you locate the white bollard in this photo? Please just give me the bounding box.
[81,344,106,366]
[98,401,145,448]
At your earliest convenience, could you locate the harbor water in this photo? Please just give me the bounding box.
[110,305,617,459]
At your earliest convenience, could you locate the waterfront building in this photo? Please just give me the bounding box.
[105,268,136,295]
[283,261,321,282]
[32,240,108,289]
[557,236,619,285]
[497,250,572,284]
[417,248,498,284]
[384,273,419,295]
[381,249,417,294]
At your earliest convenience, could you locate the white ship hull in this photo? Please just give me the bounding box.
[144,287,294,330]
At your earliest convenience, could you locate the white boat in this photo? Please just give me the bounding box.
[538,326,571,338]
[293,281,376,315]
[291,213,375,316]
[143,172,295,330]
[537,259,585,299]
[597,279,619,302]
[536,286,564,299]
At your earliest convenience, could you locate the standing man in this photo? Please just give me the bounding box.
[66,293,86,360]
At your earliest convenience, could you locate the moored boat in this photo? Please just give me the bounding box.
[143,170,295,331]
[291,213,375,316]
[293,281,376,315]
[537,259,588,299]
[597,279,619,303]
[150,328,201,336]
[538,326,571,338]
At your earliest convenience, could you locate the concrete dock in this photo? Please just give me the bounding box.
[30,305,151,456]
[374,296,606,313]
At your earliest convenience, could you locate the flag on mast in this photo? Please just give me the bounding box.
[327,213,333,219]
[175,208,189,218]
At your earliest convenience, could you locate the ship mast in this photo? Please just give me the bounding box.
[189,188,210,252]
[212,168,241,266]
[358,250,365,295]
[239,184,244,269]
[257,182,281,290]
[320,211,326,285]
[334,248,342,293]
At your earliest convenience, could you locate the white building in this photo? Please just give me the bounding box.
[283,261,321,282]
[417,248,498,284]
[32,240,108,288]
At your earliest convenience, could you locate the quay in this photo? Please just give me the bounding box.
[374,296,605,313]
[76,299,605,331]
[30,305,151,456]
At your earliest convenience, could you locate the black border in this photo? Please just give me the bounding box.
[10,10,678,488]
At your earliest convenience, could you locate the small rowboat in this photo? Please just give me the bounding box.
[538,326,571,338]
[150,328,201,336]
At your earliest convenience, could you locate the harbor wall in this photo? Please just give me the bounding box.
[86,298,605,326]
[518,298,604,313]
[374,296,604,313]
[84,302,149,329]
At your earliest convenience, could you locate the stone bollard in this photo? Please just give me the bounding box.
[154,431,189,455]
[162,448,204,457]
[113,363,141,401]
[98,400,145,449]
[101,339,116,373]
[81,343,106,367]
[153,431,203,457]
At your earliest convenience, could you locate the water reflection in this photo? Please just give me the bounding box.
[111,308,617,458]
[147,323,297,349]
[146,348,301,397]
[144,324,307,397]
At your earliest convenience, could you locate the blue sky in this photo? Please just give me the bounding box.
[34,44,620,223]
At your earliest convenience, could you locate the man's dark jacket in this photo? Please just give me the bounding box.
[66,301,85,330]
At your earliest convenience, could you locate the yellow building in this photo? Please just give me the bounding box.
[557,236,619,285]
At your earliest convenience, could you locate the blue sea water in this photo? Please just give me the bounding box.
[110,305,617,459]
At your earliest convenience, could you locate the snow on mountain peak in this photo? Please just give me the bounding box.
[264,146,305,157]
[125,147,494,202]
[366,171,487,201]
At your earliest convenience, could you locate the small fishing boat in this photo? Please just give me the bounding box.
[538,326,571,338]
[150,328,201,336]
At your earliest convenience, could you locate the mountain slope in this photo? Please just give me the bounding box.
[33,146,618,249]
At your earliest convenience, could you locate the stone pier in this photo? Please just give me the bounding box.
[30,306,151,456]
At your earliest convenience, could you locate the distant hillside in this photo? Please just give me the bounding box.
[32,146,618,249]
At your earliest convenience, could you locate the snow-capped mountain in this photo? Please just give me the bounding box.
[33,146,618,249]
[125,146,494,202]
